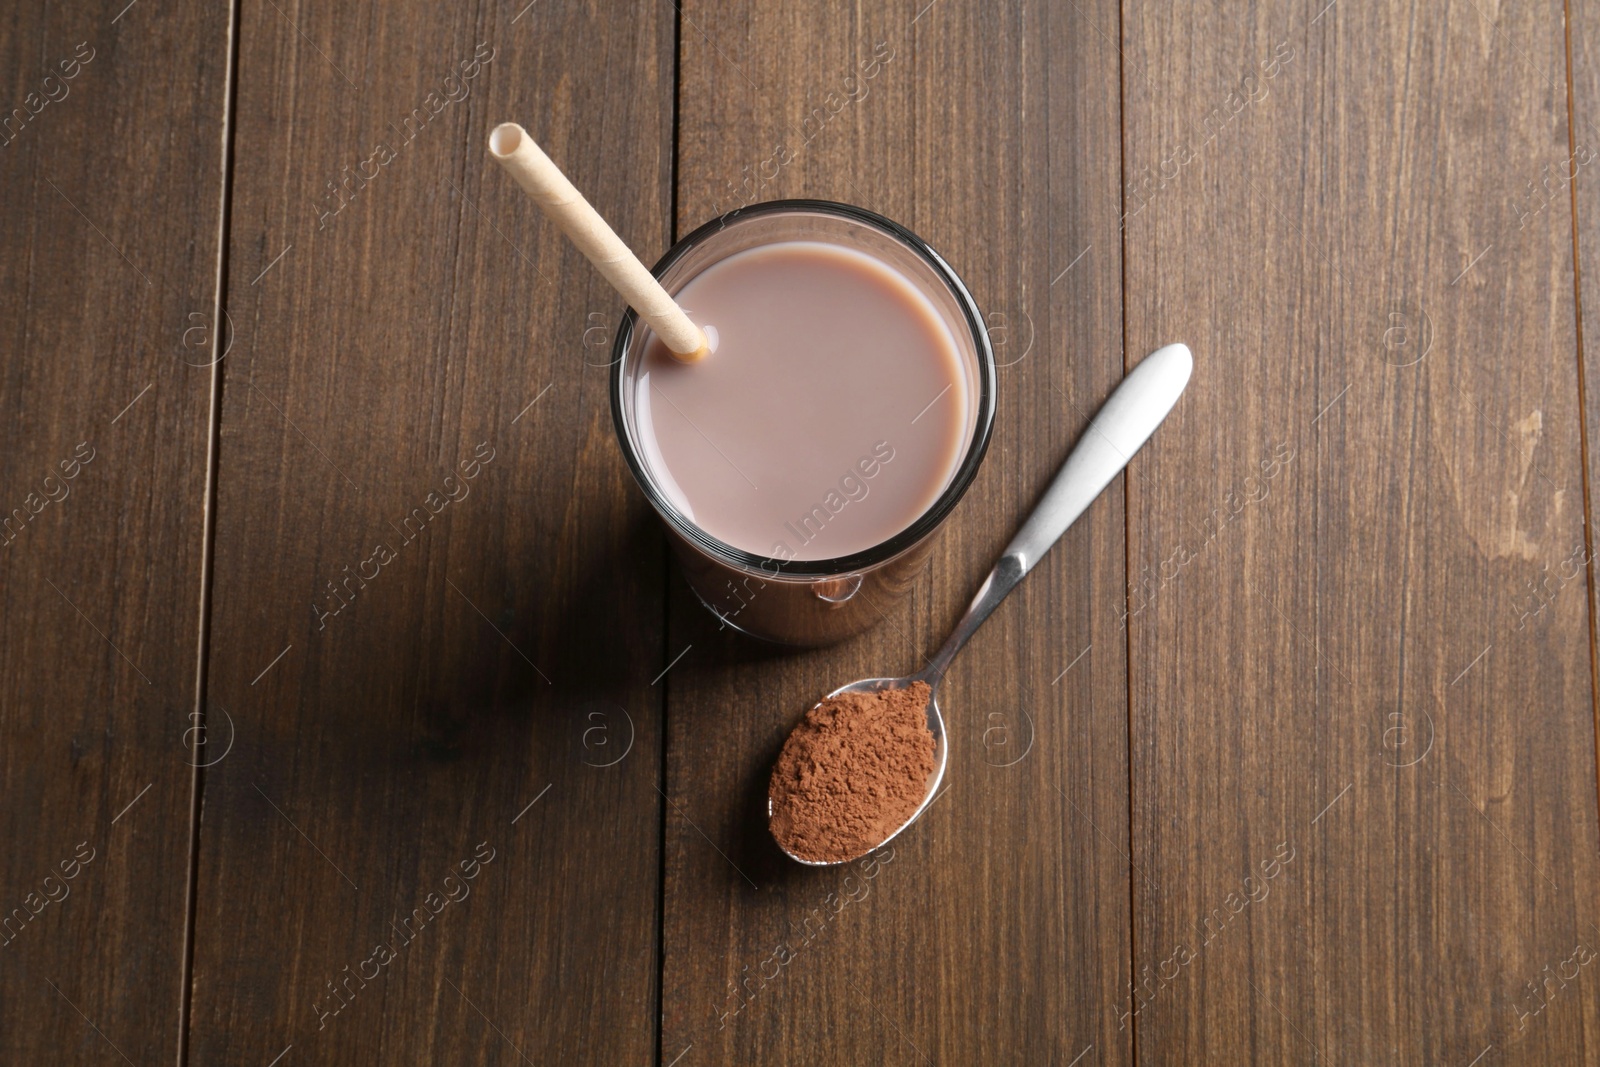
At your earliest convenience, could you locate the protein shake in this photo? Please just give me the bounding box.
[631,239,969,562]
[612,201,996,644]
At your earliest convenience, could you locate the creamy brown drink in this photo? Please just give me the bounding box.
[632,240,970,561]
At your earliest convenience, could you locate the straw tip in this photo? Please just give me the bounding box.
[669,341,712,365]
[489,123,526,158]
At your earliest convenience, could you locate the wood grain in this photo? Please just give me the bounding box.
[660,0,1135,1062]
[1122,0,1600,1063]
[1569,0,1600,986]
[0,1,231,1063]
[183,0,672,1062]
[6,0,1600,1062]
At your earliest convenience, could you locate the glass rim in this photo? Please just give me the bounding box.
[608,198,997,579]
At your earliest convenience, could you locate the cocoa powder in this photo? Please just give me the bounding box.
[769,681,936,863]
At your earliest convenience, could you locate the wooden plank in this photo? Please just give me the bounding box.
[661,1,1133,1062]
[1123,0,1600,1062]
[184,1,671,1061]
[0,1,232,1063]
[1569,0,1600,985]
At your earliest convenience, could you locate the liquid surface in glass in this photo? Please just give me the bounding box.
[633,239,969,562]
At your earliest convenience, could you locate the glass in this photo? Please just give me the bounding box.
[610,200,996,645]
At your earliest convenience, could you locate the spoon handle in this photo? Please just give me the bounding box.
[922,343,1193,682]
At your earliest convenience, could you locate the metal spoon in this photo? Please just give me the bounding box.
[770,343,1193,865]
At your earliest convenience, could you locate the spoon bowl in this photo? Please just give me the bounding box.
[768,343,1193,866]
[770,673,949,866]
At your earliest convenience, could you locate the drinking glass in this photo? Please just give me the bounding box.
[610,200,996,645]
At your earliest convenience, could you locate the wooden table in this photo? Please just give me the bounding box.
[5,0,1599,1062]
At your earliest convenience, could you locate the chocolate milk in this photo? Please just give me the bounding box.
[632,240,969,561]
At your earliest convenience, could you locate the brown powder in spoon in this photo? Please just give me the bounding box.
[769,681,936,863]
